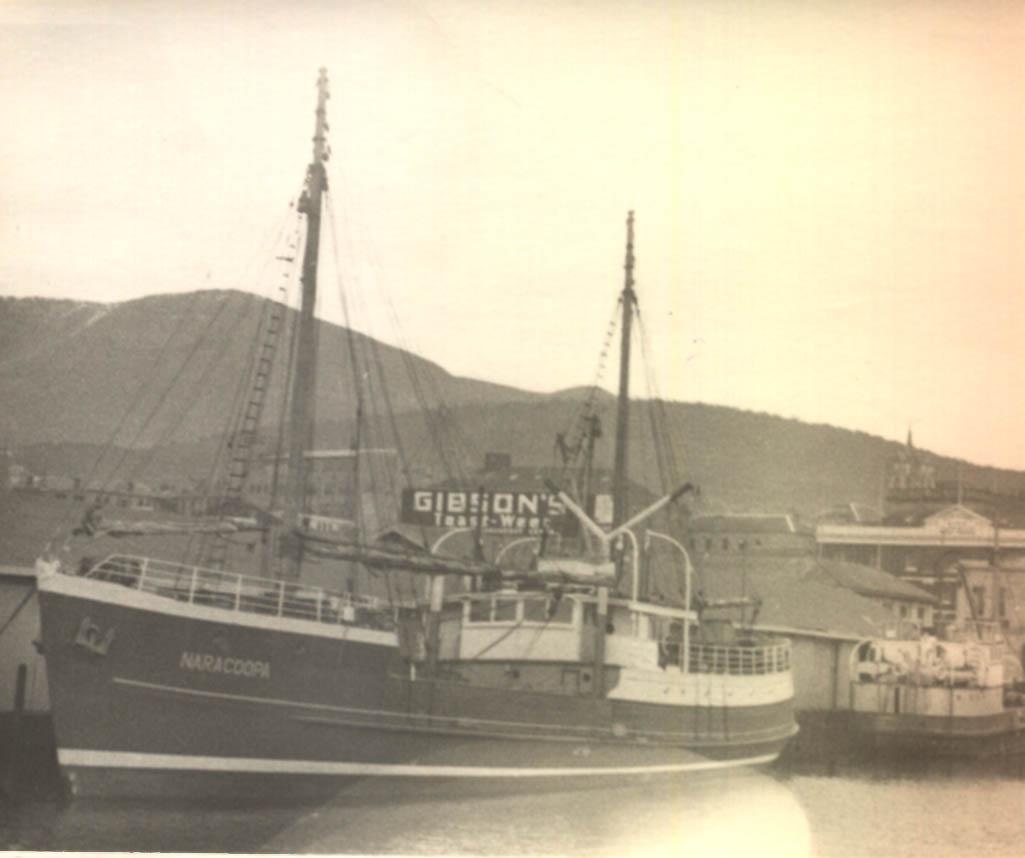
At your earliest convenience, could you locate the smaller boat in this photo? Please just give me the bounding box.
[849,633,1025,756]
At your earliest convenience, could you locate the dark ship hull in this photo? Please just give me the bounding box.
[39,572,795,800]
[849,709,1025,758]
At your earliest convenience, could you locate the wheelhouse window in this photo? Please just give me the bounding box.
[493,599,517,622]
[523,600,547,622]
[521,597,572,624]
[468,599,491,622]
[465,595,577,626]
[550,598,573,624]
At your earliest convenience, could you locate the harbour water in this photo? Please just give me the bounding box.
[3,757,1025,856]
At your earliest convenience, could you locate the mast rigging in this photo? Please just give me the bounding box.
[284,67,330,578]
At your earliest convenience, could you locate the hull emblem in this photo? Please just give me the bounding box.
[74,617,115,656]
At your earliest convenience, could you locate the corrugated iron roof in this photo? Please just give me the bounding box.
[814,558,938,604]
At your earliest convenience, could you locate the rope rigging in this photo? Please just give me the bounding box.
[47,286,208,548]
[56,200,305,556]
[107,206,303,491]
[555,298,620,483]
[635,304,703,595]
[322,186,476,501]
[53,129,698,615]
[194,211,306,569]
[318,182,492,608]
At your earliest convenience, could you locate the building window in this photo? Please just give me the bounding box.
[899,604,908,619]
[998,588,1007,619]
[722,538,730,551]
[704,538,712,553]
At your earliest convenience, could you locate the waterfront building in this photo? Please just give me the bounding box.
[686,513,814,557]
[813,560,937,632]
[0,566,48,715]
[955,558,1025,663]
[817,505,1025,629]
[0,564,58,797]
[242,448,400,533]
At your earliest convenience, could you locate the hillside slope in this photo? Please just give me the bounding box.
[0,290,538,447]
[5,292,1025,516]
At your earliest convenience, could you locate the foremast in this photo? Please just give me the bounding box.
[612,211,636,529]
[284,68,330,579]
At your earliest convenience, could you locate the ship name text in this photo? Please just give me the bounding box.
[179,651,271,680]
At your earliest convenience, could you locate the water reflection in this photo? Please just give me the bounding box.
[1,769,810,855]
[0,795,316,853]
[782,755,1025,858]
[6,756,1025,856]
[268,770,812,856]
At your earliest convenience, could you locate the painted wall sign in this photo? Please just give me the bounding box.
[400,489,575,534]
[925,507,994,539]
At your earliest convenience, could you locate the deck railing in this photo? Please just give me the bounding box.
[80,554,395,631]
[684,640,791,676]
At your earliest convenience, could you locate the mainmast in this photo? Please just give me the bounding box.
[284,68,330,578]
[612,211,636,528]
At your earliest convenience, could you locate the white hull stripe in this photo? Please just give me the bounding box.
[58,749,778,778]
[37,571,397,648]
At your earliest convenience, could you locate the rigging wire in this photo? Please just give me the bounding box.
[323,193,388,515]
[555,298,620,484]
[323,175,496,620]
[635,308,675,494]
[97,203,301,493]
[190,212,306,567]
[636,306,702,595]
[46,288,209,547]
[165,296,273,568]
[88,202,301,565]
[322,191,373,527]
[116,292,263,487]
[323,189,441,610]
[324,158,471,487]
[638,311,688,502]
[323,189,463,531]
[261,230,307,578]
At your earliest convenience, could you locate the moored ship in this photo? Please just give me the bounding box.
[849,633,1025,756]
[35,69,797,800]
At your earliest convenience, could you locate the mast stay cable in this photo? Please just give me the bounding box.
[47,287,209,549]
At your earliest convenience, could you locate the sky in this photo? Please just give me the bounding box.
[2,0,1024,468]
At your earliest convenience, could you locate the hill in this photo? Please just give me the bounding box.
[0,290,539,448]
[4,292,1025,516]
